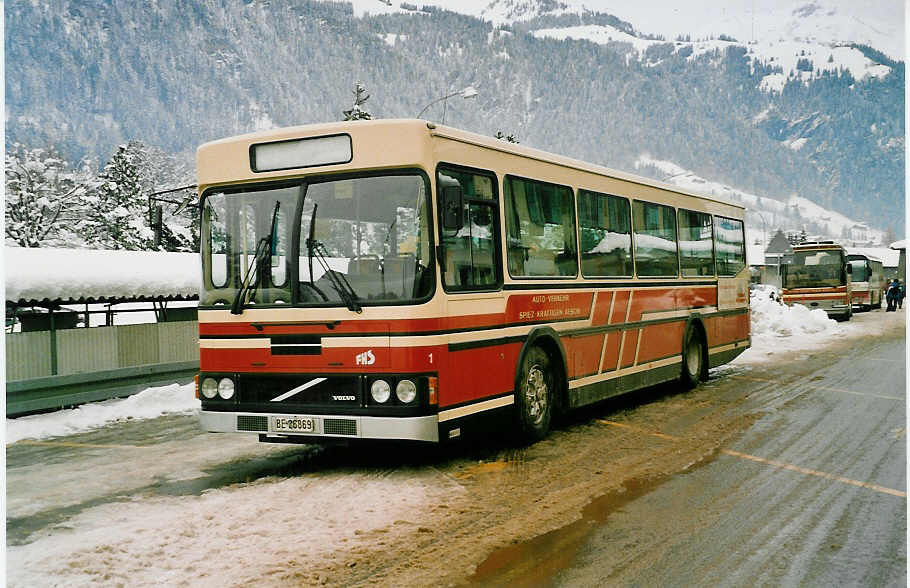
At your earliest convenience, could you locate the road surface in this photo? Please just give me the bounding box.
[6,308,906,586]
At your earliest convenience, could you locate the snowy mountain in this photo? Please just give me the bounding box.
[350,0,904,60]
[4,0,904,242]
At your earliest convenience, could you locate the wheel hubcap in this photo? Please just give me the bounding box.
[525,365,548,425]
[686,339,701,377]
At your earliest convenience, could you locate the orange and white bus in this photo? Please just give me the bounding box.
[195,120,750,444]
[847,252,884,311]
[781,241,852,321]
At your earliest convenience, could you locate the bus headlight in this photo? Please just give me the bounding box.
[201,377,218,399]
[218,378,235,400]
[370,379,391,403]
[396,379,418,404]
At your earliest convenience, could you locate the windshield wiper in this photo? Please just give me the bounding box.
[231,201,280,315]
[306,202,362,313]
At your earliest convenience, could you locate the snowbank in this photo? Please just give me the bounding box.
[5,247,200,303]
[737,286,843,363]
[5,383,199,444]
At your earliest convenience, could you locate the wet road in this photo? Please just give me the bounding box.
[5,310,906,586]
[471,312,907,587]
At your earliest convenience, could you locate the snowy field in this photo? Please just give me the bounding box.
[5,291,881,445]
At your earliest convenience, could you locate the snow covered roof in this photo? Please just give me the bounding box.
[890,240,906,250]
[846,247,901,267]
[5,247,200,306]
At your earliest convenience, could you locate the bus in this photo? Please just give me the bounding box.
[781,242,852,321]
[847,252,884,311]
[195,119,750,445]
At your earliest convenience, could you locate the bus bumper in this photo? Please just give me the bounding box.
[199,410,440,443]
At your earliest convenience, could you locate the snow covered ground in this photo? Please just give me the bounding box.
[5,383,200,444]
[5,290,899,587]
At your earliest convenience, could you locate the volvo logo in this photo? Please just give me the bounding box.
[355,349,376,366]
[332,395,356,401]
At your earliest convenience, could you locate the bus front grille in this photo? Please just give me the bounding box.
[237,415,268,432]
[324,418,357,436]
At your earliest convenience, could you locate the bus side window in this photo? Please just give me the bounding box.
[715,216,746,276]
[633,200,678,277]
[678,209,714,277]
[504,175,578,278]
[578,189,632,277]
[437,166,501,291]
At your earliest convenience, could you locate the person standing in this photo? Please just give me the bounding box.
[886,279,900,311]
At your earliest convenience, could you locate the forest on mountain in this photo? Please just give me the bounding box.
[4,0,904,249]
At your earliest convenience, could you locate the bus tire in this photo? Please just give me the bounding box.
[681,323,706,389]
[514,346,554,443]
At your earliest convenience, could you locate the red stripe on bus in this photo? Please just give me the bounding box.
[441,342,522,407]
[601,332,621,372]
[564,333,604,378]
[638,321,685,363]
[591,291,613,326]
[620,330,638,368]
[610,291,631,324]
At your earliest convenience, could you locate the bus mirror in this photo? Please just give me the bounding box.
[846,263,852,274]
[442,185,464,231]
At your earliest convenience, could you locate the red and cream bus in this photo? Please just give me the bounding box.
[195,120,750,444]
[847,251,884,311]
[781,241,852,321]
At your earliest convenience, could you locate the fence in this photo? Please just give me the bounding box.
[6,321,199,416]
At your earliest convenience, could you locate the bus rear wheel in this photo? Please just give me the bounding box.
[681,324,706,389]
[514,346,554,443]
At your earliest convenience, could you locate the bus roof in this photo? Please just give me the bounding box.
[792,242,846,252]
[197,119,746,211]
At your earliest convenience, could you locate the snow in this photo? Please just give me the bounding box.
[378,32,407,46]
[634,155,889,249]
[343,1,901,88]
[5,382,200,444]
[5,247,201,303]
[530,23,892,91]
[532,24,654,53]
[734,285,843,363]
[6,458,460,588]
[342,0,903,61]
[846,246,900,267]
[378,0,902,62]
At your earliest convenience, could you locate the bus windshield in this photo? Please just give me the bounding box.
[201,173,434,308]
[784,250,845,289]
[849,259,869,282]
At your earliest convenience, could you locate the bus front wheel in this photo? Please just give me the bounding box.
[681,324,706,389]
[514,346,554,443]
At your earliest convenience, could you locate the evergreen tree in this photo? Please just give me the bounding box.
[343,82,373,121]
[81,143,154,250]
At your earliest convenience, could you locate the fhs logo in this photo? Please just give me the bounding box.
[355,349,376,366]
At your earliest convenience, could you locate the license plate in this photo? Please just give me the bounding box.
[270,416,319,434]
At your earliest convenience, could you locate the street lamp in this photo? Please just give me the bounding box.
[417,86,478,124]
